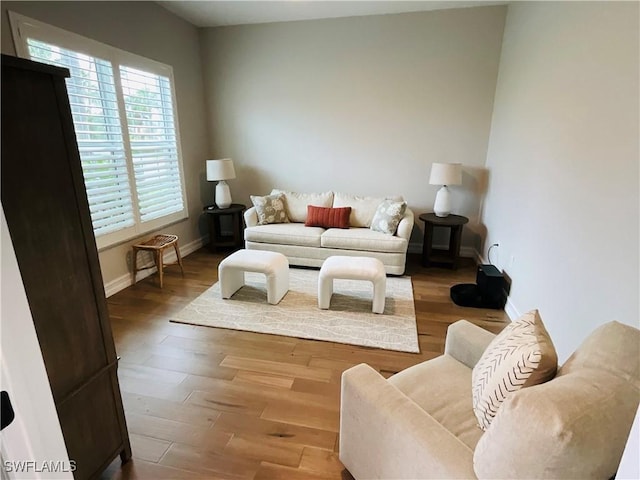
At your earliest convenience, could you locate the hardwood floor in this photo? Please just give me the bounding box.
[101,250,509,480]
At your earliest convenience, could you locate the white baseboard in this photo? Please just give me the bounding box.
[103,236,207,297]
[504,298,520,321]
[408,242,477,259]
[459,246,476,258]
[103,236,521,318]
[475,248,488,266]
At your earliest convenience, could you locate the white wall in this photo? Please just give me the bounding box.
[200,6,506,249]
[482,1,639,361]
[1,1,211,291]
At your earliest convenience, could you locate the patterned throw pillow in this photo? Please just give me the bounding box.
[472,309,558,430]
[305,205,351,229]
[250,193,289,225]
[370,200,407,235]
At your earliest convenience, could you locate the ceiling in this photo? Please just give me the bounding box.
[157,1,506,28]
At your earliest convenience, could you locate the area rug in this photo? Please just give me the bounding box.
[171,268,419,353]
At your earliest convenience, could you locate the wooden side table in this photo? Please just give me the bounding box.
[204,203,246,252]
[419,213,469,269]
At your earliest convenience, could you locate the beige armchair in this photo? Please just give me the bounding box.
[339,320,639,479]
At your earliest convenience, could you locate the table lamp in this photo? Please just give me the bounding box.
[206,158,236,209]
[429,162,462,217]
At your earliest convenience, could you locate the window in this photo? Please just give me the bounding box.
[10,13,188,249]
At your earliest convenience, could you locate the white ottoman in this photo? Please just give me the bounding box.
[318,256,386,314]
[218,250,289,305]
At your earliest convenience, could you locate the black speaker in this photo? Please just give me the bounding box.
[450,264,506,309]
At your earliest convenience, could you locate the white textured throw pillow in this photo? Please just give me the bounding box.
[472,309,558,430]
[250,193,289,225]
[370,200,407,235]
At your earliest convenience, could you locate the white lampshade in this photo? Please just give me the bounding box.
[206,158,236,181]
[206,158,236,209]
[429,162,462,186]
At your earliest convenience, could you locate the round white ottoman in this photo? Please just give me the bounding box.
[318,256,386,314]
[218,249,289,305]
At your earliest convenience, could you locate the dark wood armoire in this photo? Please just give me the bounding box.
[1,55,131,479]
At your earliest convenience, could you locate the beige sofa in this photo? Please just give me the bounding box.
[340,320,639,479]
[244,190,414,275]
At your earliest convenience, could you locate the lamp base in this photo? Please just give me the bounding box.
[216,180,232,209]
[433,185,451,217]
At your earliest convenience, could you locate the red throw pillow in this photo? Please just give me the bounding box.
[305,205,351,229]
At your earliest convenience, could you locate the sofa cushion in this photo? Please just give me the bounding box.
[333,193,403,228]
[559,320,640,383]
[370,199,407,235]
[389,355,483,450]
[473,367,639,479]
[271,189,333,223]
[321,228,408,253]
[472,309,558,431]
[245,223,324,247]
[305,205,351,229]
[250,193,289,225]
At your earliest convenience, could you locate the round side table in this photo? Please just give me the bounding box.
[419,213,469,269]
[203,203,246,252]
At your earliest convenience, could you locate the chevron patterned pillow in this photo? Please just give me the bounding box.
[472,309,558,430]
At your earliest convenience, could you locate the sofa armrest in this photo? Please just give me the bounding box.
[340,363,476,480]
[396,207,414,240]
[445,320,495,369]
[244,206,258,227]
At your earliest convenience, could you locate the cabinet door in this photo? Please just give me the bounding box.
[1,57,130,479]
[1,208,72,480]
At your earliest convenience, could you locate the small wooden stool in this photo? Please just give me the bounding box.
[132,234,184,288]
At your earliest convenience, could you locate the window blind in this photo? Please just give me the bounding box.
[120,66,184,223]
[16,18,189,250]
[27,39,136,236]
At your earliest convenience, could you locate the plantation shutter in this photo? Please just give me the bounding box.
[26,39,135,236]
[14,12,189,249]
[120,66,184,223]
